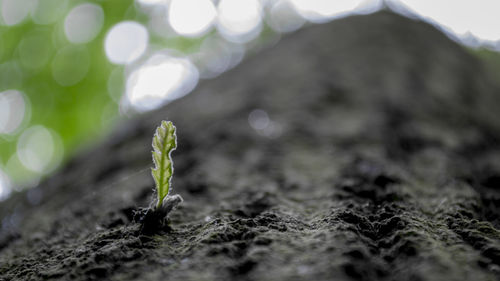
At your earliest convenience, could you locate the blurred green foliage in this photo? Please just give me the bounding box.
[1,0,126,186]
[0,0,203,188]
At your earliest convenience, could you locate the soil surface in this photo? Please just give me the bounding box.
[2,11,500,281]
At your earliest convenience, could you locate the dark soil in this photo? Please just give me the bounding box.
[2,11,500,281]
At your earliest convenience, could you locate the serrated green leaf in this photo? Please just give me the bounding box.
[151,120,177,209]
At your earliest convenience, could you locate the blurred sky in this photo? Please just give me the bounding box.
[1,0,500,201]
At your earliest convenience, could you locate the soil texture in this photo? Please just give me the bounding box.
[1,11,500,281]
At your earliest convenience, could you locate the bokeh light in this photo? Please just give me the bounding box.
[267,0,305,33]
[17,125,63,174]
[64,3,104,44]
[107,67,125,103]
[52,45,90,86]
[248,108,283,138]
[148,7,174,38]
[18,29,52,70]
[105,21,149,64]
[290,0,365,23]
[0,90,29,135]
[192,36,245,78]
[216,0,263,43]
[137,0,168,5]
[168,0,217,37]
[0,168,11,201]
[248,109,270,131]
[31,0,68,25]
[1,0,34,26]
[0,61,23,89]
[125,52,199,111]
[5,152,41,189]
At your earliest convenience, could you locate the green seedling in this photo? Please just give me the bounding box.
[151,120,177,209]
[137,120,182,234]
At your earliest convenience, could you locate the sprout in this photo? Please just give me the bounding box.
[135,120,182,234]
[151,120,177,209]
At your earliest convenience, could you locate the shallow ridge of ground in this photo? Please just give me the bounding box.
[1,11,500,281]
